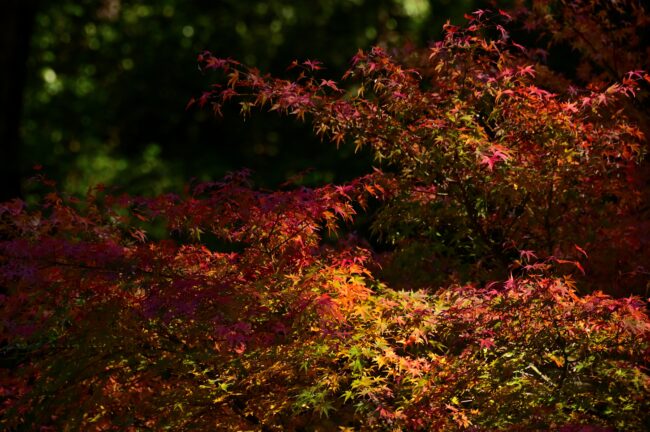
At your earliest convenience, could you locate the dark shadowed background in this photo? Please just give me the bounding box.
[2,0,494,200]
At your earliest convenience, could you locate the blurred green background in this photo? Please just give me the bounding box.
[3,0,486,199]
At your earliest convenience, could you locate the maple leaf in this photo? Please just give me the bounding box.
[479,147,510,171]
[473,9,487,19]
[562,101,579,113]
[511,41,526,52]
[478,337,495,350]
[496,25,509,40]
[303,59,323,71]
[198,92,210,108]
[556,259,586,275]
[495,89,514,102]
[319,79,341,92]
[574,244,588,258]
[517,65,535,77]
[332,131,346,147]
[625,70,645,80]
[227,69,240,87]
[498,9,512,20]
[519,250,537,262]
[527,85,552,99]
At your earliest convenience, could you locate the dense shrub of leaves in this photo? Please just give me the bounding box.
[2,6,649,431]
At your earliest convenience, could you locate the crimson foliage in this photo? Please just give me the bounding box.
[1,5,649,431]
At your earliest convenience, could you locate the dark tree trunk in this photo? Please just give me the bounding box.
[0,0,38,201]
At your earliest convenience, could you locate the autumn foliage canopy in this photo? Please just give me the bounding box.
[1,2,649,430]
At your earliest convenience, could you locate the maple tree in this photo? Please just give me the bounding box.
[195,8,646,291]
[509,0,650,296]
[2,4,649,431]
